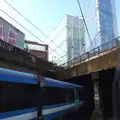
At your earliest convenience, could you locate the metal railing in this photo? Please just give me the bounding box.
[59,36,120,68]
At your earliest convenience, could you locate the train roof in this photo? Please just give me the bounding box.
[0,68,37,84]
[43,77,82,89]
[0,68,83,88]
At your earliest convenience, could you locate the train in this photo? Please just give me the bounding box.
[0,68,83,120]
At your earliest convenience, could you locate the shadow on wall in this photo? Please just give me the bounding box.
[99,68,115,120]
[63,74,95,120]
[62,67,116,120]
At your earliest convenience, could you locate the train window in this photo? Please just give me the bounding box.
[42,87,75,105]
[0,81,38,112]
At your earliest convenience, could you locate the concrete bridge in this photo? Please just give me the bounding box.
[57,37,120,80]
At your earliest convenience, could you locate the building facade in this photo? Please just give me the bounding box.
[24,40,48,61]
[66,15,85,63]
[48,14,85,65]
[0,17,25,49]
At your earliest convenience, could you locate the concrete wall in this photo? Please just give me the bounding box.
[63,74,94,120]
[99,68,115,120]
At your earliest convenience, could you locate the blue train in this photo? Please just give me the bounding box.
[0,68,83,120]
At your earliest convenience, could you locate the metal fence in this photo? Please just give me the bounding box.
[59,36,120,68]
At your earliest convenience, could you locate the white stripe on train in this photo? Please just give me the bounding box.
[42,103,76,115]
[1,111,37,120]
[1,103,78,119]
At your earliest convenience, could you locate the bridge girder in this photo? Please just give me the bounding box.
[57,47,119,80]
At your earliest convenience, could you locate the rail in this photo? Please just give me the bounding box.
[59,36,120,69]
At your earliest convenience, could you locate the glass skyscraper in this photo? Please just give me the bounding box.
[81,0,118,51]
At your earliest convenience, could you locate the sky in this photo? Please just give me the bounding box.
[0,0,120,63]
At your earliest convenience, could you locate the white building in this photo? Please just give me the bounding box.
[48,14,85,65]
[66,15,85,63]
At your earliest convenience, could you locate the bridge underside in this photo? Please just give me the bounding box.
[62,67,115,120]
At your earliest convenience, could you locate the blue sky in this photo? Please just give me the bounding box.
[0,0,80,40]
[0,0,120,62]
[1,0,119,40]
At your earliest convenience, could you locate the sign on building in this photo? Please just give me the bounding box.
[8,28,17,45]
[0,17,25,49]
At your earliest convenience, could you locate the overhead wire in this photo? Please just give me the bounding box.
[82,0,102,52]
[86,31,100,52]
[58,0,98,64]
[58,27,100,65]
[54,17,86,64]
[4,0,98,63]
[49,19,85,55]
[68,18,85,59]
[49,17,85,61]
[48,25,68,58]
[77,0,93,50]
[4,0,66,53]
[2,0,100,65]
[49,29,72,62]
[0,8,61,57]
[48,25,67,45]
[47,15,66,41]
[49,26,70,54]
[54,26,73,62]
[53,31,73,65]
[58,0,102,65]
[49,39,67,54]
[75,0,101,56]
[4,0,89,60]
[50,27,70,54]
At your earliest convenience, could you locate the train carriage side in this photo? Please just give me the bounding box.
[0,68,84,120]
[0,68,42,120]
[38,77,83,120]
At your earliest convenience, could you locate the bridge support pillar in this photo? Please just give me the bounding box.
[98,68,115,120]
